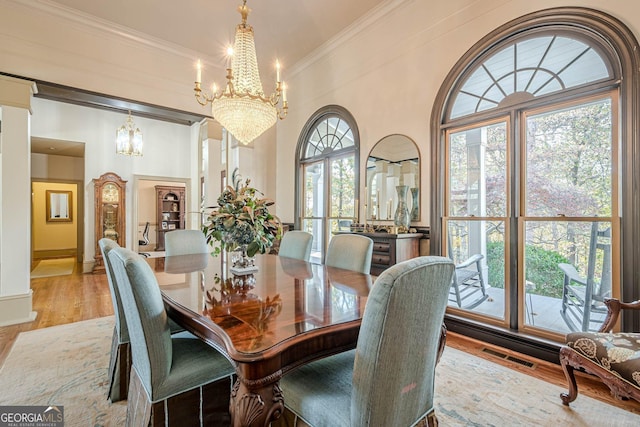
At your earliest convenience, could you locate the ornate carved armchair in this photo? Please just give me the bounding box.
[560,298,640,405]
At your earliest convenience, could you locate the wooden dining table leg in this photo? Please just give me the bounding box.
[230,374,284,427]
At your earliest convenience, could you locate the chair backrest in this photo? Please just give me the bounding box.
[587,221,612,302]
[278,230,313,261]
[325,234,373,274]
[108,246,173,400]
[164,229,209,257]
[99,238,129,343]
[139,222,150,245]
[351,256,455,426]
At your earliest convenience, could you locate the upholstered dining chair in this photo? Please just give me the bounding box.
[276,256,455,427]
[99,238,131,402]
[108,246,235,426]
[100,238,187,403]
[325,234,373,274]
[164,229,209,256]
[278,230,313,261]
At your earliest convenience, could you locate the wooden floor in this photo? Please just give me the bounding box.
[1,258,639,416]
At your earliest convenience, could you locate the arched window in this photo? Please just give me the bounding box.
[431,8,640,352]
[295,106,359,263]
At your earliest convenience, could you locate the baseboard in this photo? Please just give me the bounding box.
[0,291,37,326]
[33,248,77,259]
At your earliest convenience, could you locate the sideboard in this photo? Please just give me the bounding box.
[345,232,422,276]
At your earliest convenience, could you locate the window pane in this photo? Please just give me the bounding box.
[525,99,612,217]
[449,122,507,217]
[523,220,611,333]
[302,218,323,264]
[446,219,505,320]
[330,156,355,218]
[303,162,324,218]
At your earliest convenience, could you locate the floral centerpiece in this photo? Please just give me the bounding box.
[203,169,281,267]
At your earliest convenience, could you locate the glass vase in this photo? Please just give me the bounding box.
[394,185,411,231]
[410,187,419,221]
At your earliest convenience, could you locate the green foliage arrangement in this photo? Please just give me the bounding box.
[203,169,281,257]
[485,241,569,298]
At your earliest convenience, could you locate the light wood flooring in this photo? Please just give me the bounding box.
[1,258,639,416]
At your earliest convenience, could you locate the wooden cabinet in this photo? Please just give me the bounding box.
[349,232,422,276]
[93,172,126,270]
[155,185,185,251]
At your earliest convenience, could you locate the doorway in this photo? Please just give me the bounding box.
[30,137,85,275]
[132,175,190,257]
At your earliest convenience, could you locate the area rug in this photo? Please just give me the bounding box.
[30,257,75,278]
[1,317,638,426]
[0,317,126,426]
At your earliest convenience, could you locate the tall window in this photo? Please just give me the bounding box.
[296,106,359,263]
[432,8,640,345]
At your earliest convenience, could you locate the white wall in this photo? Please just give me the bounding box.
[30,98,196,265]
[275,0,640,225]
[2,0,640,230]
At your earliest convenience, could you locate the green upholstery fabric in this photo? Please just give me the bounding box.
[325,234,373,274]
[280,256,455,427]
[108,247,234,402]
[99,238,129,343]
[279,231,313,261]
[164,229,209,257]
[566,331,640,391]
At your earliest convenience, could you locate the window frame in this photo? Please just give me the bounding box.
[295,105,360,262]
[431,7,640,345]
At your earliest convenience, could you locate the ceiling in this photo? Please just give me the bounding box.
[47,0,388,81]
[29,0,389,156]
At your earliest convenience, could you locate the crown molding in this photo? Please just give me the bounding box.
[289,0,412,77]
[8,0,216,64]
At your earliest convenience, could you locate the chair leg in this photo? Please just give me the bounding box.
[559,346,579,405]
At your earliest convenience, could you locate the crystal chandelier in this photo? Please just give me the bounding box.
[194,0,287,145]
[115,111,143,156]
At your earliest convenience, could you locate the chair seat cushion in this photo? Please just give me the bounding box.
[280,350,355,427]
[152,335,235,402]
[566,332,640,390]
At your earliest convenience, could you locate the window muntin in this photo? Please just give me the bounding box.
[304,116,355,159]
[450,35,611,119]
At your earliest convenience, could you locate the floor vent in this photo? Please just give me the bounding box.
[481,347,536,369]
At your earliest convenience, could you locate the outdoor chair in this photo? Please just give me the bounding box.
[559,221,612,332]
[560,298,640,405]
[275,256,455,427]
[447,232,488,309]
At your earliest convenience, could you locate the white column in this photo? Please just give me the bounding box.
[0,75,37,326]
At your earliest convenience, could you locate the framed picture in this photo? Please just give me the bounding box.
[161,221,168,230]
[168,223,176,230]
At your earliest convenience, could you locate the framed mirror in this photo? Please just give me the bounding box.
[46,190,73,222]
[365,134,420,222]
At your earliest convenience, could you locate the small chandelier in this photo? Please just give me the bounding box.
[115,111,143,156]
[194,0,287,145]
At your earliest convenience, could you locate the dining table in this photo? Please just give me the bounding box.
[146,253,373,427]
